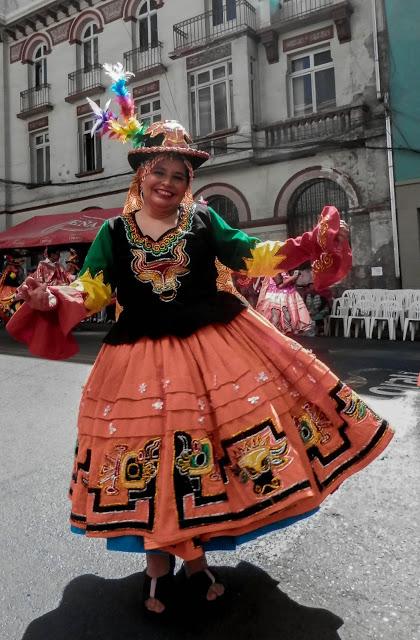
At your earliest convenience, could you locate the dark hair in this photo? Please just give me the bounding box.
[46,245,61,257]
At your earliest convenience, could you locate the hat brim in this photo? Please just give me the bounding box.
[127,146,210,172]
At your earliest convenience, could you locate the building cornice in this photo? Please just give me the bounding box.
[2,0,100,42]
[3,0,164,40]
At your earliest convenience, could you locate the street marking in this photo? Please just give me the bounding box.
[369,371,420,397]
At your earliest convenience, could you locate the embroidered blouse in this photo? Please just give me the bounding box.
[7,204,351,359]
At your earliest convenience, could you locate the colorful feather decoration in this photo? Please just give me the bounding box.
[86,62,147,147]
[86,97,115,137]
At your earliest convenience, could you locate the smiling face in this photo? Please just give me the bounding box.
[141,156,189,215]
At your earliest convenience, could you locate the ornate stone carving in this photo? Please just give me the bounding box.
[133,80,160,98]
[48,20,73,45]
[99,0,125,24]
[10,41,25,63]
[186,43,231,70]
[28,116,49,131]
[283,26,334,52]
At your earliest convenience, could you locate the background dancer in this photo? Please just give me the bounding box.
[256,270,312,335]
[34,245,74,286]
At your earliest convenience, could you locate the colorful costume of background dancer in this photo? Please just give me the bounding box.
[34,246,74,286]
[65,249,80,282]
[0,255,23,325]
[7,64,393,610]
[257,271,312,335]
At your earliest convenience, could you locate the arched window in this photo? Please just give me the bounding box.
[287,179,349,238]
[33,44,47,88]
[138,0,158,51]
[81,23,99,70]
[207,195,240,227]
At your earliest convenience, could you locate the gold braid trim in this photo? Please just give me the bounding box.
[243,241,286,278]
[215,259,248,304]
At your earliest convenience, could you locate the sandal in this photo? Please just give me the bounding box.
[142,554,176,614]
[184,566,225,603]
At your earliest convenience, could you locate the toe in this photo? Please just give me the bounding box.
[145,598,165,613]
[207,582,225,601]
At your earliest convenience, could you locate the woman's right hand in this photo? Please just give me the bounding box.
[18,276,57,311]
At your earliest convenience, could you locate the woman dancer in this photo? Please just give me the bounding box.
[8,64,393,615]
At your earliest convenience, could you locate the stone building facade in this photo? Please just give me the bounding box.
[0,0,397,289]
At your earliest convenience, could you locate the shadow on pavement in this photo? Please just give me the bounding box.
[22,561,343,640]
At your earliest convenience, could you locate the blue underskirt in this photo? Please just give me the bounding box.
[71,507,319,554]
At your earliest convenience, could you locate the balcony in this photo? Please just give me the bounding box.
[65,63,105,103]
[171,0,257,58]
[123,43,166,81]
[270,0,353,44]
[277,0,334,22]
[17,84,53,119]
[254,104,370,162]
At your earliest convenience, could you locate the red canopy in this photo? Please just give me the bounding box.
[0,208,122,249]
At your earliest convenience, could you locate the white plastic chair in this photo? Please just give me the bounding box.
[325,297,351,336]
[400,291,420,327]
[402,303,420,341]
[369,301,399,340]
[345,301,373,338]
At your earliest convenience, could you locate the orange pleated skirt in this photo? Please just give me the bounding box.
[69,308,393,560]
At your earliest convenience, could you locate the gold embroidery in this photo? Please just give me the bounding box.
[98,439,161,496]
[131,238,190,302]
[215,260,248,303]
[122,204,194,256]
[229,422,292,497]
[317,216,330,250]
[312,252,334,274]
[293,403,332,448]
[175,435,215,478]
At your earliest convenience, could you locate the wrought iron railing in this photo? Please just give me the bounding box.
[68,63,103,96]
[261,105,367,148]
[277,0,334,21]
[20,83,50,113]
[173,0,256,51]
[123,42,163,75]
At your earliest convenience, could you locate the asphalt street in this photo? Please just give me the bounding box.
[0,328,419,640]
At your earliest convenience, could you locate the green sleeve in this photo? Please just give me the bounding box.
[79,220,114,287]
[208,207,260,271]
